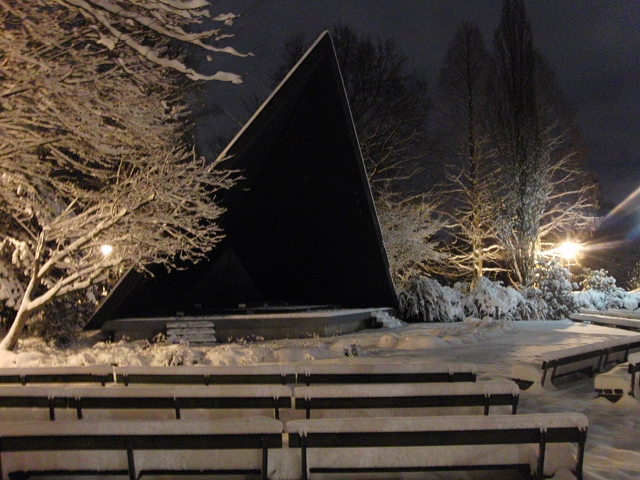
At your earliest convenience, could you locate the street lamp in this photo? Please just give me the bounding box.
[558,241,579,261]
[101,244,113,256]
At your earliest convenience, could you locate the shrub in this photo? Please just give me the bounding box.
[398,276,544,322]
[398,277,464,323]
[25,290,97,347]
[574,268,638,311]
[628,261,640,291]
[530,258,577,319]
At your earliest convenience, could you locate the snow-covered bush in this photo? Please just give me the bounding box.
[627,261,640,291]
[25,291,95,347]
[398,277,464,323]
[153,341,201,366]
[530,258,577,319]
[462,277,544,321]
[579,268,617,293]
[574,268,638,311]
[398,276,543,323]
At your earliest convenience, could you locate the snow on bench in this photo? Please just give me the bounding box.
[294,381,520,418]
[296,362,477,385]
[114,364,296,386]
[0,417,283,480]
[0,366,114,386]
[570,310,640,331]
[286,412,588,480]
[0,384,292,420]
[511,334,640,388]
[594,363,634,401]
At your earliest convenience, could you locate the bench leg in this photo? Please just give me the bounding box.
[273,398,279,420]
[536,430,547,480]
[48,398,55,421]
[301,436,308,480]
[576,428,587,480]
[126,439,136,480]
[541,364,549,387]
[174,398,181,419]
[76,398,83,420]
[262,436,269,480]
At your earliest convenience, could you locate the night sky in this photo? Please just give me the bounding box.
[210,0,639,208]
[206,0,640,280]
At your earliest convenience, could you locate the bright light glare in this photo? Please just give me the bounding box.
[101,244,113,256]
[558,241,579,260]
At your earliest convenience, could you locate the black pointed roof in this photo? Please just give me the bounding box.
[85,32,396,330]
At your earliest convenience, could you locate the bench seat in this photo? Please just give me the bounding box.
[294,381,519,418]
[0,417,283,480]
[287,412,587,480]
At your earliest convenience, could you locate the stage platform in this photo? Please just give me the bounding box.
[97,307,394,343]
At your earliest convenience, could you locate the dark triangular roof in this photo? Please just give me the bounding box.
[85,32,396,330]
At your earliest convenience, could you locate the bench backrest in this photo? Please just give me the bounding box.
[293,381,519,416]
[296,362,476,385]
[114,365,296,385]
[0,366,114,386]
[0,384,292,420]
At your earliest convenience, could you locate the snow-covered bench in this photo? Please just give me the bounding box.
[296,362,476,385]
[0,417,283,480]
[511,334,640,388]
[114,365,296,386]
[570,308,640,330]
[0,366,113,386]
[599,352,640,400]
[0,384,292,420]
[287,413,588,480]
[294,381,520,418]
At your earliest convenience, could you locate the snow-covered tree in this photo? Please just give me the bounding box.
[436,22,503,288]
[0,0,247,349]
[375,193,446,286]
[487,0,597,288]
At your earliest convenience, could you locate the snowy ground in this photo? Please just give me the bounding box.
[0,318,639,479]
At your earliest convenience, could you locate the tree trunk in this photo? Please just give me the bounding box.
[0,301,31,351]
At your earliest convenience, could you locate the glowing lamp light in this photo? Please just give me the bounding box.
[558,241,579,260]
[100,244,113,256]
